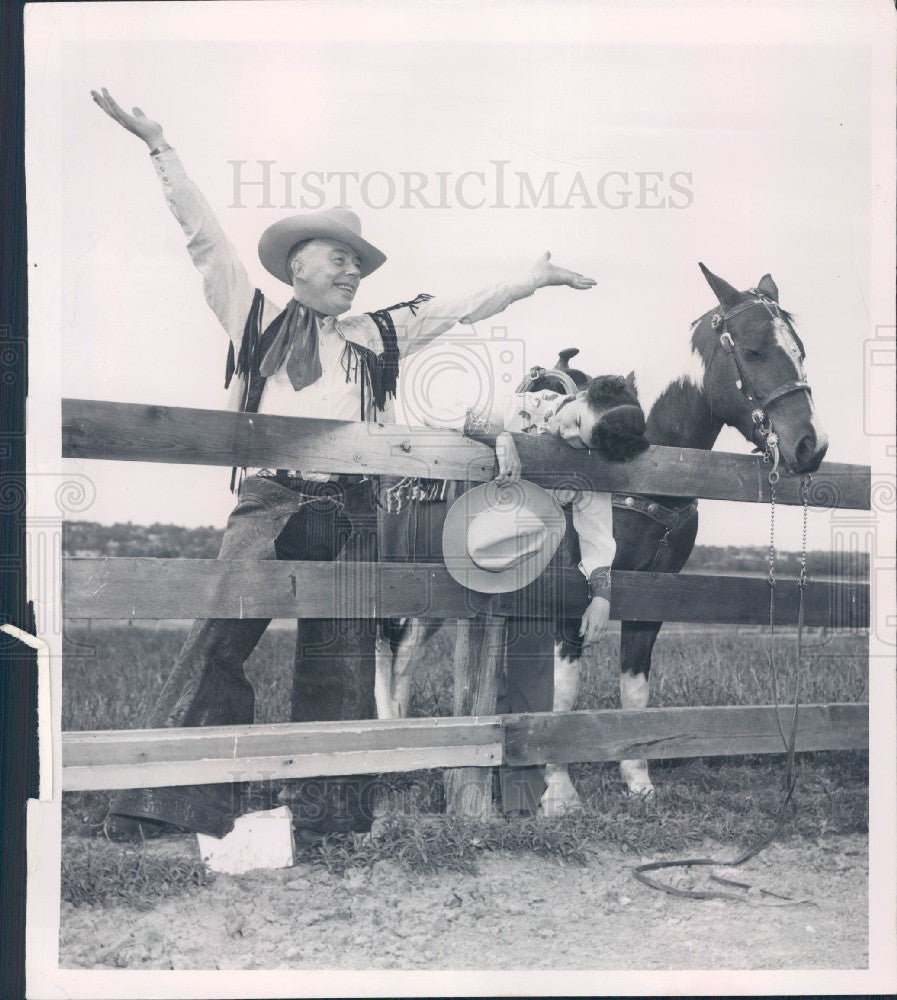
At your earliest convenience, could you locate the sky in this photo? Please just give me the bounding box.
[24,0,892,550]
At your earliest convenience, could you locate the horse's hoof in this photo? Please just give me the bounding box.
[537,795,585,818]
[620,760,654,798]
[369,816,390,839]
[102,813,168,842]
[624,783,655,799]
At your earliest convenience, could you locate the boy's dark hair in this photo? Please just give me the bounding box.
[584,375,650,461]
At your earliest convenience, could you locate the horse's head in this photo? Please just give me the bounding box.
[692,263,828,474]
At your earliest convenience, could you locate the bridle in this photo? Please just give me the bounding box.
[634,291,816,904]
[706,291,812,482]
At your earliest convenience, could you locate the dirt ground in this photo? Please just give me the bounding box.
[59,832,867,971]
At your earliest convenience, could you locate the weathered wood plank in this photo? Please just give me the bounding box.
[64,715,503,766]
[61,398,496,480]
[63,746,503,792]
[61,398,871,508]
[444,611,507,817]
[63,558,870,628]
[504,703,869,765]
[62,716,504,791]
[61,703,867,790]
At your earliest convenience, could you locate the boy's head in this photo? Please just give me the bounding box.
[547,373,649,460]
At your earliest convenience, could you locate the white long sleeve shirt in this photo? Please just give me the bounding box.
[150,149,540,423]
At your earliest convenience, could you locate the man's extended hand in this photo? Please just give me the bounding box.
[531,251,596,291]
[91,87,166,149]
[579,595,610,646]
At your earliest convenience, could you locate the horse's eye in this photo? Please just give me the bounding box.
[743,348,763,360]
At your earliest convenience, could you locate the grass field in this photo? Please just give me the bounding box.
[63,621,868,732]
[61,620,868,896]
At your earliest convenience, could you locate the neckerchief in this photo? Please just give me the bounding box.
[258,298,324,391]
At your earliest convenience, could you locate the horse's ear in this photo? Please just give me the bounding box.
[756,273,779,301]
[699,262,743,309]
[625,370,638,395]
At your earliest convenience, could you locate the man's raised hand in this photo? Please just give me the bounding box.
[91,88,166,149]
[531,251,596,291]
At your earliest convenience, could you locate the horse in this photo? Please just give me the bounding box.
[377,263,829,813]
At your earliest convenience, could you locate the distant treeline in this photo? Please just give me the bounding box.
[63,521,869,577]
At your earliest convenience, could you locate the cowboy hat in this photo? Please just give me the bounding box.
[258,208,387,284]
[442,481,566,594]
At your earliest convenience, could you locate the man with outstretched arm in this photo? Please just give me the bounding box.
[91,88,597,849]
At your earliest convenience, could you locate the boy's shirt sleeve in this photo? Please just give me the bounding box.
[571,490,615,599]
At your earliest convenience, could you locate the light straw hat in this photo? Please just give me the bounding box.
[442,481,566,594]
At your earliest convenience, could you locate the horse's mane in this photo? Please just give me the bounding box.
[646,374,719,450]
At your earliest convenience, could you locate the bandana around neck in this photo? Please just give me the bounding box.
[258,298,324,391]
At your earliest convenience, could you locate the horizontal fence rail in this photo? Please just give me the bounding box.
[63,558,870,627]
[59,397,871,798]
[61,703,869,791]
[62,398,872,508]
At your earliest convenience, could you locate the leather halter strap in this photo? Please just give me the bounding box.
[709,293,811,417]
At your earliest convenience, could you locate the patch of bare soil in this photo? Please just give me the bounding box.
[59,833,867,971]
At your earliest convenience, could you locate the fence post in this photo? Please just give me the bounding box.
[444,605,506,817]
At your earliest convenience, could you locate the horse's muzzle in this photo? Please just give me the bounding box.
[789,428,828,474]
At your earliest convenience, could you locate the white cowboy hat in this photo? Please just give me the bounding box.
[258,208,387,284]
[442,481,566,594]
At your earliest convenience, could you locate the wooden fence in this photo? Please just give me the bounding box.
[60,399,870,809]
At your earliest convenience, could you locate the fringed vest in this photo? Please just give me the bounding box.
[223,289,422,490]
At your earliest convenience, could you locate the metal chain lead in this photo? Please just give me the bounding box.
[767,472,789,747]
[798,475,810,590]
[796,474,811,685]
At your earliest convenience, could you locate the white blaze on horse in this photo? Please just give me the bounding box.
[377,264,828,812]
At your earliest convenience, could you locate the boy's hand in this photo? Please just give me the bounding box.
[580,595,610,646]
[91,87,166,149]
[494,431,522,484]
[531,251,596,291]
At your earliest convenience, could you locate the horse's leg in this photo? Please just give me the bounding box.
[619,620,662,795]
[374,618,408,720]
[375,616,435,720]
[390,619,441,718]
[538,642,584,816]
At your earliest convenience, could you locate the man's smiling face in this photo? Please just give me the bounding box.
[289,238,362,315]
